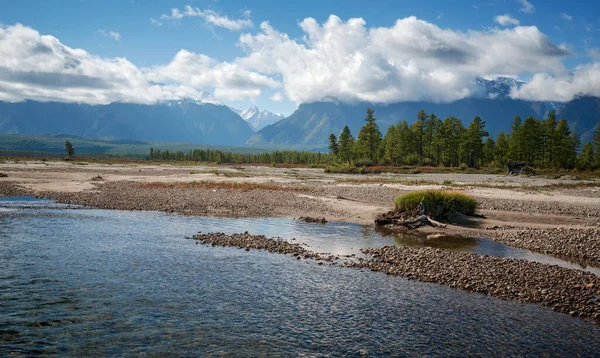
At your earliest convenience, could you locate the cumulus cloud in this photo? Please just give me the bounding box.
[161,6,252,31]
[238,16,568,104]
[144,50,279,101]
[518,0,535,13]
[510,63,600,101]
[0,24,214,104]
[560,13,572,21]
[494,14,520,26]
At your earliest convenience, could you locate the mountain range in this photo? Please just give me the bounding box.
[0,78,598,150]
[0,96,254,146]
[231,106,285,131]
[248,78,597,150]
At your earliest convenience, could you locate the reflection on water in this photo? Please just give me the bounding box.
[2,197,600,356]
[377,227,600,276]
[393,233,479,251]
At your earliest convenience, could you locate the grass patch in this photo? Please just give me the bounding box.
[394,190,478,220]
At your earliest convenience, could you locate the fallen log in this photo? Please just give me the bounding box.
[376,214,447,229]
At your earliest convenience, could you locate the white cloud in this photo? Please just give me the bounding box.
[144,50,279,101]
[3,16,598,107]
[99,30,121,41]
[150,18,162,26]
[517,0,535,13]
[510,63,600,101]
[239,16,568,104]
[560,12,572,21]
[494,14,520,26]
[161,6,253,31]
[270,92,284,102]
[0,24,210,104]
[109,31,121,41]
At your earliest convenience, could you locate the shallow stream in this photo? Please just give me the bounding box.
[2,197,599,356]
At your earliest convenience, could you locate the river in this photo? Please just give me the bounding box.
[2,197,599,356]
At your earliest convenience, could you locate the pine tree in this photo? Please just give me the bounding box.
[593,125,600,168]
[356,108,382,162]
[338,125,354,164]
[464,116,488,167]
[64,141,75,158]
[415,109,427,158]
[383,125,399,164]
[508,116,522,161]
[579,143,595,170]
[483,137,496,166]
[494,132,510,167]
[328,133,339,157]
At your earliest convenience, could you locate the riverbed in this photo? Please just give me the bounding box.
[2,197,600,356]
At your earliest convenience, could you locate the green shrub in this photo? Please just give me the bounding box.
[394,190,478,219]
[324,163,363,174]
[354,158,375,167]
[459,163,468,171]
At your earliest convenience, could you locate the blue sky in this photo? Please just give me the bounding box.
[1,0,599,115]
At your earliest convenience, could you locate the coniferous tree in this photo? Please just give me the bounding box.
[579,143,595,170]
[542,111,558,168]
[555,118,573,169]
[483,137,496,166]
[414,109,427,159]
[593,125,600,168]
[356,108,382,162]
[494,132,510,166]
[520,116,542,165]
[338,125,355,164]
[328,133,339,157]
[64,141,75,158]
[508,116,523,161]
[383,125,399,164]
[464,116,488,167]
[396,121,412,165]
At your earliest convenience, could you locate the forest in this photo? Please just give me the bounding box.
[328,108,600,171]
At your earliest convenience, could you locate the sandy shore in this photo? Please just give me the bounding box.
[2,159,600,321]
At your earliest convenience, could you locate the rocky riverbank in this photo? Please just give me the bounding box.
[483,228,600,266]
[353,246,600,321]
[190,231,600,322]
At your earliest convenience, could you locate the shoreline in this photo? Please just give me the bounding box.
[2,160,600,322]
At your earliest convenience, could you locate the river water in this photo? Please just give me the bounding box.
[2,197,599,356]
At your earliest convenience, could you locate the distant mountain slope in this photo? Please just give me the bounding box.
[0,98,255,146]
[556,96,600,144]
[231,106,285,131]
[247,98,547,149]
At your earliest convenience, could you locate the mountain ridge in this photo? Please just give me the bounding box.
[231,105,285,131]
[0,99,254,146]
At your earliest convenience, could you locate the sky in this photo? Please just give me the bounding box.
[1,0,599,115]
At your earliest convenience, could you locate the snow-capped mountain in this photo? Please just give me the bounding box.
[475,77,525,98]
[231,106,285,131]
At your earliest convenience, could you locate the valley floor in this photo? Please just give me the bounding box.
[2,159,600,321]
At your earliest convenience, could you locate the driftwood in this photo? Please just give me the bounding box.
[375,214,447,230]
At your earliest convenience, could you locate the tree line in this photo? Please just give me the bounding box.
[148,147,330,165]
[329,108,600,170]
